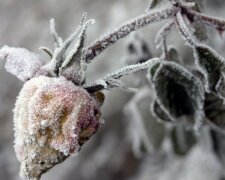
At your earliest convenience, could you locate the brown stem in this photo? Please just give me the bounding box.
[84,5,179,63]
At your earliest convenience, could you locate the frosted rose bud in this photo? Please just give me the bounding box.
[13,76,103,179]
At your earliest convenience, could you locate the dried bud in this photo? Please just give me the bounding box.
[13,76,103,179]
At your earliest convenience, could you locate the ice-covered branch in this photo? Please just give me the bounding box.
[84,5,179,63]
[175,11,196,47]
[83,58,161,92]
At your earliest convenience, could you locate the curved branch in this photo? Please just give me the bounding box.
[84,5,179,63]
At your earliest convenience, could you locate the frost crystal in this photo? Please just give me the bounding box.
[13,76,103,179]
[0,46,45,81]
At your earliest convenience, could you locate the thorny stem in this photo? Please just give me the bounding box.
[84,1,225,64]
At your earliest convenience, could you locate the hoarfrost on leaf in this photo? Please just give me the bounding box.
[149,61,205,131]
[0,46,45,81]
[151,100,174,122]
[193,44,225,92]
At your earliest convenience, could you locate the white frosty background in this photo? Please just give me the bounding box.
[0,0,225,180]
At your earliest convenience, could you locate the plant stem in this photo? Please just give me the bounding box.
[84,5,179,63]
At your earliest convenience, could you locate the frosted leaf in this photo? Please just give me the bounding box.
[204,93,225,131]
[215,73,225,103]
[146,60,161,82]
[193,44,225,92]
[151,100,174,122]
[59,21,88,84]
[191,68,206,86]
[45,14,95,84]
[13,76,103,179]
[149,61,205,130]
[49,19,63,48]
[124,87,165,157]
[0,46,45,81]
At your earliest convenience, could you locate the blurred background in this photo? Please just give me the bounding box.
[1,0,225,179]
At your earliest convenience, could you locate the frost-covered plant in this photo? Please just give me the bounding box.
[2,0,225,179]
